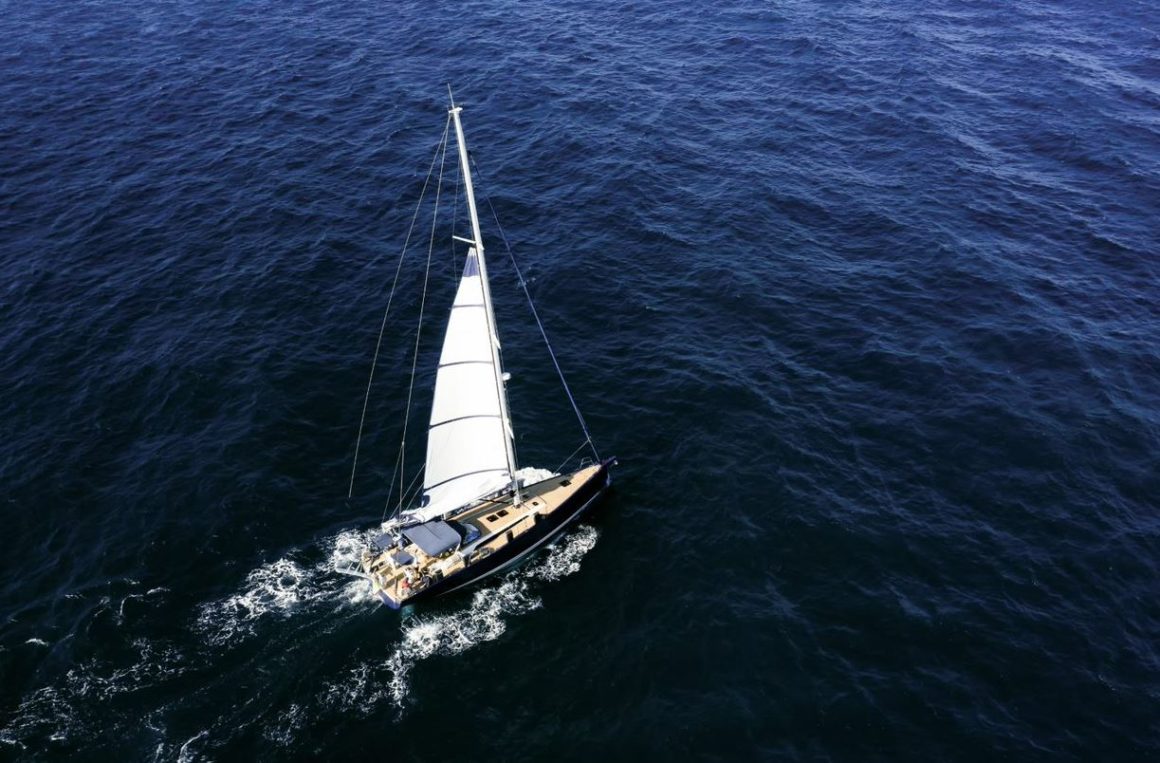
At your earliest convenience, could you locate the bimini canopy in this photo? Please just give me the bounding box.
[402,520,462,557]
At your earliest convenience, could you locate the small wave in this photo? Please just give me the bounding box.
[0,637,185,749]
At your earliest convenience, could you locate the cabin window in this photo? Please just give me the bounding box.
[486,514,498,522]
[560,479,571,487]
[497,509,509,518]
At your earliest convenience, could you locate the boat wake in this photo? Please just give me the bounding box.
[1,622,187,753]
[2,526,600,753]
[325,524,600,713]
[384,524,599,708]
[194,529,378,647]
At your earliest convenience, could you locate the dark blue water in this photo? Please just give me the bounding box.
[2,0,1158,759]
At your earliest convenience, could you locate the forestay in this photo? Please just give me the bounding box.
[416,247,513,520]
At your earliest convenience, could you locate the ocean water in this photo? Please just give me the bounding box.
[2,0,1158,759]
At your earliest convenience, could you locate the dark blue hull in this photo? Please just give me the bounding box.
[379,458,615,609]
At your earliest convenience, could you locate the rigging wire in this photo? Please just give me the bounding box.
[382,445,403,521]
[389,116,452,521]
[449,154,461,281]
[393,463,425,517]
[471,157,602,462]
[555,439,593,474]
[403,466,426,508]
[354,116,602,522]
[348,114,454,499]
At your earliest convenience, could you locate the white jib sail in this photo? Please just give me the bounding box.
[416,247,512,519]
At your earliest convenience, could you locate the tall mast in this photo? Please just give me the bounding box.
[448,100,520,502]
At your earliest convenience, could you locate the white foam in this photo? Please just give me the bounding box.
[63,638,186,702]
[327,529,382,607]
[385,576,541,706]
[118,586,168,622]
[1,685,77,747]
[325,524,601,714]
[176,730,208,763]
[1,612,187,749]
[263,702,305,747]
[1,526,602,751]
[0,736,26,753]
[321,660,391,716]
[194,529,379,646]
[194,558,315,646]
[528,524,599,582]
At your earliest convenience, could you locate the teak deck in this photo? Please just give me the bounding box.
[362,463,605,606]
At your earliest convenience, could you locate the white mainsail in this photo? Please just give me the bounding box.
[412,104,517,521]
[419,248,512,517]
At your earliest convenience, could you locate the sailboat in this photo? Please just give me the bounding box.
[340,96,616,609]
